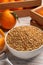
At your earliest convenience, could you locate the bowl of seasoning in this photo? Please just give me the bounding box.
[5,25,43,59]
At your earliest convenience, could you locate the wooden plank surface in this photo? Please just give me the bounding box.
[0,0,41,10]
[0,9,31,17]
[0,0,41,17]
[0,8,36,17]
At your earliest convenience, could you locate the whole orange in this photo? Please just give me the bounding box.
[1,10,16,29]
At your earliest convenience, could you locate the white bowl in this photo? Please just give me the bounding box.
[5,28,43,59]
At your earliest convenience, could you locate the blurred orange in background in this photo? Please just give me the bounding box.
[0,0,9,3]
[9,0,15,2]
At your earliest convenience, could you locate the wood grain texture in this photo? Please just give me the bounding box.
[0,0,41,17]
[0,9,31,17]
[0,0,41,9]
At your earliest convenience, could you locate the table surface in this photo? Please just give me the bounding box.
[7,51,43,65]
[0,1,43,65]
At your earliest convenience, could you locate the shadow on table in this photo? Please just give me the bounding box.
[6,52,39,65]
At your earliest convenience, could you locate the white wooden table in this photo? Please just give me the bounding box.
[0,1,43,65]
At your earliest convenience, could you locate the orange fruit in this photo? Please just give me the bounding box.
[0,29,5,37]
[2,0,9,2]
[35,7,43,16]
[9,0,15,2]
[0,0,2,3]
[17,7,23,10]
[0,0,9,3]
[0,29,5,51]
[0,37,5,51]
[15,0,23,1]
[1,10,16,29]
